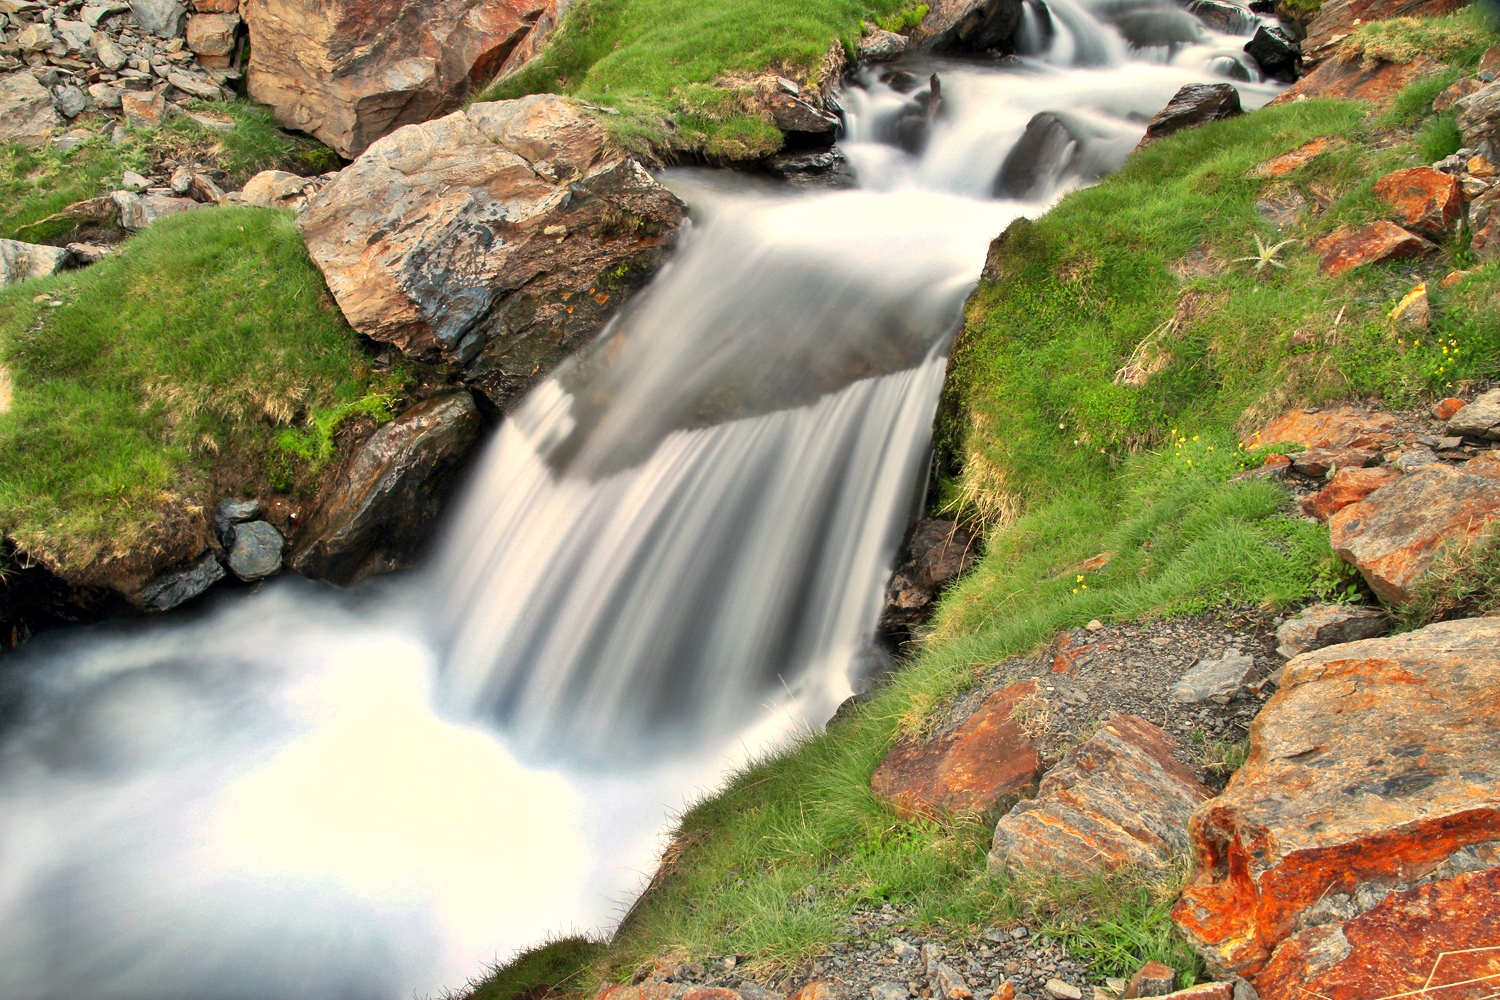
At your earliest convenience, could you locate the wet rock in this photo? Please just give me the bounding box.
[764,149,856,189]
[243,0,558,158]
[139,551,225,611]
[877,517,977,647]
[1243,25,1300,82]
[871,679,1041,820]
[859,25,909,61]
[289,390,482,585]
[1172,617,1500,978]
[1289,445,1378,477]
[1445,387,1500,439]
[1297,466,1401,522]
[1302,0,1466,65]
[227,520,284,581]
[1267,53,1444,108]
[298,94,685,410]
[910,0,1026,53]
[111,190,204,230]
[1313,220,1437,277]
[1273,603,1388,658]
[1123,962,1174,998]
[213,497,263,543]
[1169,650,1255,705]
[1135,83,1242,150]
[0,70,60,147]
[131,0,186,37]
[765,91,841,147]
[0,238,70,286]
[1252,867,1500,1000]
[1329,462,1500,603]
[1243,406,1405,452]
[1187,0,1255,35]
[989,714,1211,874]
[1248,137,1334,178]
[994,111,1132,199]
[1371,167,1461,240]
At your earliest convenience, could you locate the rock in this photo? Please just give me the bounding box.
[65,242,113,265]
[1432,396,1466,421]
[1480,44,1500,81]
[1123,962,1174,998]
[1187,0,1255,34]
[213,497,263,543]
[764,149,856,189]
[289,390,482,585]
[0,70,60,147]
[131,0,186,37]
[1157,988,1230,1000]
[1314,220,1437,277]
[121,170,150,192]
[53,84,89,118]
[139,551,225,611]
[14,22,53,51]
[1387,280,1429,329]
[0,238,70,286]
[226,520,283,581]
[120,88,167,127]
[1243,406,1404,452]
[878,517,977,647]
[1330,462,1500,603]
[1045,982,1082,1000]
[53,18,95,51]
[1231,451,1291,481]
[1297,466,1401,522]
[989,714,1212,874]
[1247,137,1334,178]
[1392,444,1439,471]
[871,679,1042,820]
[185,10,238,58]
[909,0,1026,54]
[1288,445,1377,477]
[167,70,222,100]
[1172,617,1500,978]
[298,95,685,409]
[934,964,972,1000]
[1432,75,1483,112]
[789,985,835,1000]
[1170,650,1256,704]
[1243,25,1301,83]
[111,189,203,230]
[1255,187,1304,232]
[240,168,311,208]
[1274,603,1388,658]
[1268,54,1445,109]
[1135,83,1242,150]
[764,91,841,147]
[993,111,1130,199]
[88,81,124,108]
[96,35,129,71]
[1445,387,1500,439]
[1252,867,1500,1000]
[872,984,910,1000]
[243,0,557,158]
[1300,0,1465,65]
[1371,167,1461,240]
[859,25,909,61]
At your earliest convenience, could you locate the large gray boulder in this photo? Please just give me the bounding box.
[0,239,71,287]
[130,0,186,37]
[0,71,61,148]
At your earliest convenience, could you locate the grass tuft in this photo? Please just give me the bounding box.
[1337,8,1495,68]
[1395,524,1500,630]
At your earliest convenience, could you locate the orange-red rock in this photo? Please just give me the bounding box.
[787,984,835,1000]
[1298,466,1402,521]
[1247,137,1335,179]
[1328,462,1500,603]
[1172,617,1500,978]
[1463,450,1500,480]
[872,680,1041,820]
[1268,54,1446,109]
[1373,167,1463,240]
[1433,76,1484,111]
[1314,220,1438,277]
[1432,396,1466,420]
[1124,961,1175,998]
[1253,866,1500,1000]
[1242,406,1404,452]
[1289,445,1378,477]
[1301,0,1464,65]
[597,985,689,1000]
[989,714,1210,874]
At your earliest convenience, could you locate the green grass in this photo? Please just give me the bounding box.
[0,207,404,574]
[480,0,911,159]
[1395,523,1500,629]
[458,937,609,1000]
[1337,6,1497,68]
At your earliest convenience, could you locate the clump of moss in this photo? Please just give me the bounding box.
[1338,9,1494,67]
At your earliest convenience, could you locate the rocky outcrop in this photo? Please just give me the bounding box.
[1372,167,1462,240]
[871,680,1041,821]
[1172,618,1500,981]
[910,0,1025,54]
[1243,405,1406,452]
[289,390,483,585]
[0,71,60,147]
[1273,603,1387,657]
[243,0,557,158]
[1298,466,1401,521]
[139,551,225,611]
[1268,53,1444,108]
[989,714,1211,874]
[1134,84,1242,151]
[1301,0,1466,65]
[1314,220,1437,277]
[878,518,977,648]
[1458,82,1500,153]
[298,94,686,409]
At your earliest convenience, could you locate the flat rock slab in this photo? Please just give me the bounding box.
[989,714,1210,874]
[1248,137,1335,179]
[1268,54,1446,109]
[1328,462,1500,603]
[871,679,1041,820]
[1273,602,1387,658]
[1169,650,1255,705]
[1298,466,1401,522]
[1172,617,1500,978]
[1445,387,1500,439]
[1314,220,1437,277]
[1243,405,1406,452]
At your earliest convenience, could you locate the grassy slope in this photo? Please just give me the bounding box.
[0,207,405,575]
[481,0,917,158]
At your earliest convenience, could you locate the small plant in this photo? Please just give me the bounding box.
[1189,732,1250,776]
[1233,233,1296,277]
[876,3,930,33]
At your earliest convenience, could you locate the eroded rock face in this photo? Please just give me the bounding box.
[871,679,1041,821]
[878,518,977,648]
[989,714,1211,874]
[1300,0,1464,64]
[1268,54,1445,109]
[243,0,557,158]
[1373,167,1462,240]
[1172,617,1500,979]
[1135,83,1242,150]
[289,390,482,585]
[1314,220,1437,277]
[298,94,686,409]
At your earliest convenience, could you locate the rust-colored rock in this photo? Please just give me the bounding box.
[1433,76,1483,111]
[1300,0,1464,65]
[1247,137,1335,179]
[1432,396,1466,421]
[1243,405,1404,452]
[1123,961,1175,998]
[243,0,558,158]
[1253,866,1500,1000]
[1328,462,1500,603]
[1289,445,1378,477]
[1298,466,1402,521]
[787,984,837,1000]
[1268,54,1446,109]
[1463,450,1500,480]
[1172,617,1500,978]
[872,680,1041,820]
[1314,220,1437,277]
[1372,167,1462,240]
[298,94,685,409]
[989,714,1210,874]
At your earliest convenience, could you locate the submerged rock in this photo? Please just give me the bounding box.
[1187,0,1256,35]
[994,111,1134,199]
[764,149,857,188]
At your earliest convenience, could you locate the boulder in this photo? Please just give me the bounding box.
[1274,602,1388,659]
[0,71,60,147]
[871,679,1042,821]
[764,91,841,148]
[1134,83,1242,151]
[859,25,909,61]
[1328,462,1500,603]
[243,0,558,158]
[53,86,90,119]
[1298,466,1401,521]
[877,517,977,647]
[1169,649,1256,705]
[139,551,225,611]
[0,238,71,286]
[988,714,1212,874]
[1267,54,1445,108]
[1247,137,1334,178]
[213,497,263,543]
[909,0,1026,54]
[1123,962,1175,998]
[289,390,482,585]
[298,95,686,409]
[1447,388,1500,439]
[1172,618,1500,979]
[1187,0,1255,35]
[994,111,1132,199]
[1301,0,1466,65]
[226,520,284,581]
[1313,220,1437,277]
[1243,25,1301,83]
[185,11,239,61]
[1371,167,1461,240]
[111,190,204,230]
[132,0,186,36]
[1288,444,1378,477]
[1243,405,1405,452]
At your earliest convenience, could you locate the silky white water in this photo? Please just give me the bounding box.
[0,8,1281,997]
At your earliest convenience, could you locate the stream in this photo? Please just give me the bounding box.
[0,7,1282,997]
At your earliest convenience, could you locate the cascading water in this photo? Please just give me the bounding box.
[0,6,1283,997]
